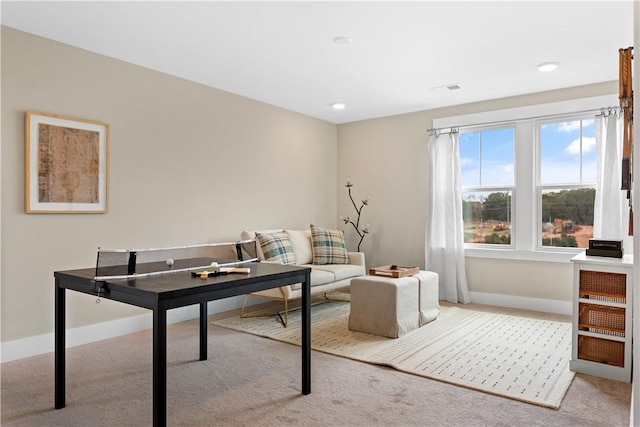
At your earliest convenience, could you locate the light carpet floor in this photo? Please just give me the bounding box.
[1,302,631,426]
[213,301,574,409]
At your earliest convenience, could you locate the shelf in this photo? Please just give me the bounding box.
[577,330,625,342]
[577,297,625,308]
[571,252,633,266]
[578,324,625,337]
[571,253,632,382]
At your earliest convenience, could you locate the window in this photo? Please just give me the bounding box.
[433,94,619,262]
[435,94,617,261]
[460,114,596,252]
[538,117,596,249]
[460,127,515,246]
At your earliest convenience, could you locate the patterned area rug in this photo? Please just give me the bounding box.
[212,301,575,408]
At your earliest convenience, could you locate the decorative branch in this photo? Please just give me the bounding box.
[340,177,371,252]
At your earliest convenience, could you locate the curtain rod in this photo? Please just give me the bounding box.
[426,105,621,136]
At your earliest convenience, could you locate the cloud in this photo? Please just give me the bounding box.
[558,121,584,132]
[544,119,593,133]
[503,164,514,173]
[540,159,596,183]
[564,136,596,155]
[460,157,474,167]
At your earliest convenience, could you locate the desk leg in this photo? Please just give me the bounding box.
[153,305,167,427]
[55,280,66,409]
[199,302,207,361]
[301,272,311,395]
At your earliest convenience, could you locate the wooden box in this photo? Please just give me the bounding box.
[369,265,419,278]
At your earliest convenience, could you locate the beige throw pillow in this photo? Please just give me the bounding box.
[286,229,313,265]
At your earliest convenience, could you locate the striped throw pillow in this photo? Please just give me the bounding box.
[310,224,349,265]
[256,231,296,265]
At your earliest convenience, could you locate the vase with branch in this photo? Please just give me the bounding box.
[340,176,371,252]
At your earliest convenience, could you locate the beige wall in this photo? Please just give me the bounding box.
[0,25,622,347]
[338,81,617,304]
[465,258,573,301]
[1,27,338,343]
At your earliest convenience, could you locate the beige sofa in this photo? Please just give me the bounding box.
[239,228,366,326]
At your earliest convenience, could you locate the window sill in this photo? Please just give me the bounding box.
[464,247,581,263]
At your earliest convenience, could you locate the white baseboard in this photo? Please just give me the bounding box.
[469,291,572,316]
[0,297,244,364]
[2,293,569,363]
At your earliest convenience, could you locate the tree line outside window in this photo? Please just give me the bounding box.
[462,189,595,247]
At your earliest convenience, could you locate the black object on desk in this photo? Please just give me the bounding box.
[54,260,311,427]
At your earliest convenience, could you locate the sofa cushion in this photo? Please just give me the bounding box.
[312,263,366,282]
[310,224,349,265]
[285,229,313,265]
[255,231,296,265]
[290,267,335,290]
[310,268,336,286]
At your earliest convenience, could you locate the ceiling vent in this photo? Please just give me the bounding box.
[432,84,462,92]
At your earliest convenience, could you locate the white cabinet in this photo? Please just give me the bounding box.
[570,253,632,382]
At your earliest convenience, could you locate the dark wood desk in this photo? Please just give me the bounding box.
[54,261,311,427]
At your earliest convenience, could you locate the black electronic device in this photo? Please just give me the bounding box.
[586,239,623,258]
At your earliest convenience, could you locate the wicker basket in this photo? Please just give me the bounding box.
[579,270,626,303]
[577,335,625,367]
[578,303,625,337]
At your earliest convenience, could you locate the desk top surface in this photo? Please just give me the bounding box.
[55,261,311,298]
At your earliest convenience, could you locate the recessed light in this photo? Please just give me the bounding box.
[332,103,346,110]
[537,62,558,72]
[333,36,352,45]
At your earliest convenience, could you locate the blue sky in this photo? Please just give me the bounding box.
[539,119,596,184]
[460,119,596,191]
[460,128,514,187]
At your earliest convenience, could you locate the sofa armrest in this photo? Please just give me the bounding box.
[347,252,366,267]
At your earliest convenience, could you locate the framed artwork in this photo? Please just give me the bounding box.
[25,111,110,213]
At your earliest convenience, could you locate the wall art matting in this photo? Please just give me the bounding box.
[25,111,109,213]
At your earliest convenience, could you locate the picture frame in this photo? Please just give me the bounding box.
[25,111,109,213]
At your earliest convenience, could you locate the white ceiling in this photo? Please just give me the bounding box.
[1,1,634,124]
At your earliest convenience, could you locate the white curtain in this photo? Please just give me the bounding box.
[593,113,631,250]
[425,132,470,304]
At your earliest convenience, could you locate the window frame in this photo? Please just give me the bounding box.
[535,114,598,252]
[433,94,617,263]
[460,124,516,249]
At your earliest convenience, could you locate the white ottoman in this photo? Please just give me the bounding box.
[348,271,439,338]
[416,271,440,325]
